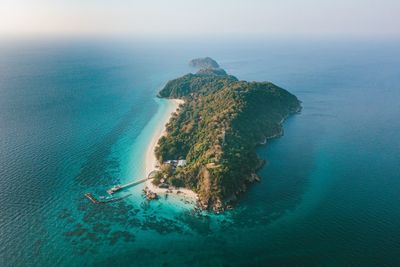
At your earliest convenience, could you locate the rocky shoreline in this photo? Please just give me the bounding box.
[143,187,158,200]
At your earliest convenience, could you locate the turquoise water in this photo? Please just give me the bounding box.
[0,39,399,266]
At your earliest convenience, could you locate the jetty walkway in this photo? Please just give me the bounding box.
[84,170,158,204]
[84,193,132,204]
[107,170,158,194]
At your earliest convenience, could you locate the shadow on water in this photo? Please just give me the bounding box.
[225,112,322,230]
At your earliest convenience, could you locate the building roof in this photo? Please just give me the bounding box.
[177,160,187,167]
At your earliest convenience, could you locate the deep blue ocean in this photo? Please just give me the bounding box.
[0,38,399,266]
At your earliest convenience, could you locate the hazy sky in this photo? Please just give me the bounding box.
[1,0,399,37]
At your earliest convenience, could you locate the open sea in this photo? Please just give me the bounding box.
[0,38,399,266]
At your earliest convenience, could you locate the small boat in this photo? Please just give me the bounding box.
[107,185,123,195]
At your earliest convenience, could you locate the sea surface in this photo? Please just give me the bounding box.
[0,38,399,266]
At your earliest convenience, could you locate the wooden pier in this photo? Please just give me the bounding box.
[84,192,133,204]
[85,172,158,205]
[106,177,149,195]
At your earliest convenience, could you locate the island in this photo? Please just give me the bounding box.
[189,57,220,69]
[152,58,301,212]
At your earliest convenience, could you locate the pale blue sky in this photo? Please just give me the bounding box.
[1,0,399,37]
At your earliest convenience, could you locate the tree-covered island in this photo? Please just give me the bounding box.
[189,57,220,69]
[153,58,301,212]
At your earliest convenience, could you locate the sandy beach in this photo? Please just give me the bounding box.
[144,99,198,201]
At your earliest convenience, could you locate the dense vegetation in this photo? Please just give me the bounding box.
[155,59,301,212]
